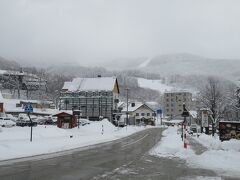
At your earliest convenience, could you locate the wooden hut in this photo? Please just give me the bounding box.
[53,111,77,129]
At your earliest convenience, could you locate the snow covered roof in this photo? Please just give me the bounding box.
[0,70,7,75]
[145,101,160,110]
[164,90,192,94]
[189,110,197,118]
[62,77,117,92]
[52,110,73,116]
[62,82,72,90]
[122,102,143,112]
[122,102,154,112]
[162,119,184,124]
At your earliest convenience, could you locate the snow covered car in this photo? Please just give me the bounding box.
[16,114,37,127]
[16,120,37,127]
[79,119,91,126]
[6,114,18,122]
[188,124,200,135]
[0,117,16,127]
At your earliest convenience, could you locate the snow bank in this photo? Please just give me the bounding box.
[150,127,240,177]
[191,134,240,177]
[150,127,194,159]
[0,119,152,161]
[193,133,240,152]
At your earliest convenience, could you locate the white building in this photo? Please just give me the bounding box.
[121,102,156,125]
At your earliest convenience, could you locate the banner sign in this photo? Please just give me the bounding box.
[201,111,208,127]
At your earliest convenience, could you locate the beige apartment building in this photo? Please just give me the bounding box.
[163,91,192,118]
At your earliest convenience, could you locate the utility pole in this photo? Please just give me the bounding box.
[237,88,240,108]
[126,88,129,126]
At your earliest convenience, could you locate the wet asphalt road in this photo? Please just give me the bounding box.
[0,128,162,180]
[0,128,236,180]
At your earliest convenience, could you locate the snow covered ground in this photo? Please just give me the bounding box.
[150,127,240,178]
[137,77,198,95]
[137,78,174,94]
[0,119,151,161]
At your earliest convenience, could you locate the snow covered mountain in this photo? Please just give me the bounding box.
[144,53,240,80]
[105,53,240,81]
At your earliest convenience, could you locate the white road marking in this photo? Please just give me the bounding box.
[121,134,149,148]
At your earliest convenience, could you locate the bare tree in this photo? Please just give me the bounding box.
[197,77,224,136]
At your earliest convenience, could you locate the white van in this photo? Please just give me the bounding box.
[118,115,127,127]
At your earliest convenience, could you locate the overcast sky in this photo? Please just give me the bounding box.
[0,0,240,66]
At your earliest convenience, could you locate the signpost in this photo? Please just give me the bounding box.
[157,108,162,125]
[181,104,189,149]
[201,110,209,134]
[24,102,33,142]
[73,109,82,128]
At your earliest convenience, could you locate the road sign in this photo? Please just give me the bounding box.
[181,104,189,117]
[202,111,209,127]
[25,102,33,113]
[157,109,162,114]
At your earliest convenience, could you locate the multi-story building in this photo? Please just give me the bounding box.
[59,76,120,122]
[163,91,192,118]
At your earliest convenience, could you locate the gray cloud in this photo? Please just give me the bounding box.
[0,0,240,66]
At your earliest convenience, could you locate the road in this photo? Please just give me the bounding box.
[0,128,227,180]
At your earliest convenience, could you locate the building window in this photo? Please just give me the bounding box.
[136,113,139,116]
[147,113,150,116]
[141,113,145,116]
[166,109,169,112]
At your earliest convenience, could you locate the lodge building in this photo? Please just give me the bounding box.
[59,76,120,122]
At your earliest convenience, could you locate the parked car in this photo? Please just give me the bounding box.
[188,124,200,135]
[0,117,16,127]
[79,119,91,126]
[16,113,37,127]
[16,120,37,127]
[6,114,18,122]
[118,115,126,127]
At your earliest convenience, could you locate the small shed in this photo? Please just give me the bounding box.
[53,111,77,129]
